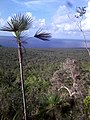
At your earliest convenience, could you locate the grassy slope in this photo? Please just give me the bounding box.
[0,47,90,120]
[0,47,90,79]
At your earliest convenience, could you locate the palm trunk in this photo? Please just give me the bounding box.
[18,41,27,120]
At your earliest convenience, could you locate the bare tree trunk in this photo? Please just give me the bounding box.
[18,41,27,120]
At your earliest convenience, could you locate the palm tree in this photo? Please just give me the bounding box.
[0,13,51,120]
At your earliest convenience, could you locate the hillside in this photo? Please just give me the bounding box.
[0,36,90,48]
[0,47,90,120]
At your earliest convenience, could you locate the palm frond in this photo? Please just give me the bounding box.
[0,13,32,32]
[34,28,51,41]
[75,7,86,18]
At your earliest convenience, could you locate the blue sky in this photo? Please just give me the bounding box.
[0,0,90,40]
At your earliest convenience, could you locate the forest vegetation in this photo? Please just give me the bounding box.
[0,47,90,120]
[1,7,90,120]
[0,13,51,120]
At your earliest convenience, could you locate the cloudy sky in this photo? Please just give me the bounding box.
[0,0,90,39]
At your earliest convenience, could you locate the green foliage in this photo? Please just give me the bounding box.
[84,95,90,110]
[37,93,61,120]
[0,69,23,120]
[25,75,50,117]
[0,85,23,120]
[25,75,49,90]
[84,89,90,120]
[0,48,90,120]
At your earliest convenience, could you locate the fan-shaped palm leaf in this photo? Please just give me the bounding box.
[34,28,51,41]
[0,14,32,32]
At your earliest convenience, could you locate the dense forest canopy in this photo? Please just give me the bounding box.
[0,47,90,120]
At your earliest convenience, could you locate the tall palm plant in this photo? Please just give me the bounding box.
[0,13,51,120]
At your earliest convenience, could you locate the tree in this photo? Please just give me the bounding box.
[0,13,51,120]
[74,7,90,55]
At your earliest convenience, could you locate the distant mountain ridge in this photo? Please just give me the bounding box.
[0,36,90,48]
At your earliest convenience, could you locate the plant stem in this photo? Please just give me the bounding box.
[18,41,27,120]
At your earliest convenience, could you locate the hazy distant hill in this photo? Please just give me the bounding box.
[0,36,90,48]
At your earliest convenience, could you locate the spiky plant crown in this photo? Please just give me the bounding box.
[34,28,51,41]
[0,14,32,32]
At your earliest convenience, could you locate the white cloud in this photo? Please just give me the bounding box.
[24,1,41,8]
[38,19,46,26]
[11,0,61,10]
[0,13,5,27]
[24,18,46,37]
[0,18,4,27]
[25,12,33,18]
[50,5,78,38]
[3,0,90,39]
[49,0,90,38]
[11,0,23,4]
[11,0,60,5]
[82,0,90,30]
[0,11,47,37]
[25,12,46,29]
[7,16,12,21]
[0,16,12,36]
[33,18,46,29]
